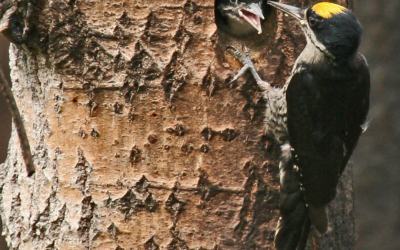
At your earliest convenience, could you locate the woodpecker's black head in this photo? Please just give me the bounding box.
[215,0,272,37]
[268,1,362,60]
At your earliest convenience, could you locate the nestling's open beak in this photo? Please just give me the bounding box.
[268,1,305,23]
[238,3,265,34]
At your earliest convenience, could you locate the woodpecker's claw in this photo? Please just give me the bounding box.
[227,45,270,91]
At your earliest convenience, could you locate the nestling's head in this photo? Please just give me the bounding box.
[215,0,271,37]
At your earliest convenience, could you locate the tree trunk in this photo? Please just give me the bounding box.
[0,0,355,249]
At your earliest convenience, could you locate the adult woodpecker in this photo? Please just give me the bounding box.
[215,0,271,37]
[229,1,370,249]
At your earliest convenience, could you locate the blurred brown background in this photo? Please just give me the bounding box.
[0,34,11,250]
[0,0,398,249]
[353,1,400,249]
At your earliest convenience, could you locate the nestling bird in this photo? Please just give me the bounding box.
[215,0,272,37]
[229,1,370,249]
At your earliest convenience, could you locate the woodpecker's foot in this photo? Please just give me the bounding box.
[227,45,270,91]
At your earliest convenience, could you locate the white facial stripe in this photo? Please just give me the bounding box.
[304,11,327,51]
[301,9,336,60]
[291,10,326,70]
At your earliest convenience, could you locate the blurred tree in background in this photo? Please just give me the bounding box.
[0,0,399,249]
[354,1,400,249]
[0,35,10,250]
[0,36,11,168]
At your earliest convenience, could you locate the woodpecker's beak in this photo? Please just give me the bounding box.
[268,1,304,23]
[238,3,265,34]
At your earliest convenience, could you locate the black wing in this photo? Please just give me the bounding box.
[340,53,370,173]
[286,57,370,207]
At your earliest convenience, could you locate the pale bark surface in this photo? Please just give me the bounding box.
[0,0,354,249]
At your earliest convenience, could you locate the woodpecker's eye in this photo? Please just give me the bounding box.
[309,16,317,26]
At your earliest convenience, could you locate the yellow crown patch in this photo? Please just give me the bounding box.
[312,2,346,19]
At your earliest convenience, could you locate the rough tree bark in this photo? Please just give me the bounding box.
[0,0,355,249]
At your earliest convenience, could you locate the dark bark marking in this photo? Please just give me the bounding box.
[143,193,159,212]
[144,15,191,104]
[86,100,98,116]
[183,0,200,14]
[200,144,209,153]
[53,147,62,172]
[201,127,216,141]
[123,41,161,100]
[147,133,158,144]
[135,175,149,193]
[31,194,54,241]
[47,2,88,73]
[219,128,238,142]
[166,124,186,136]
[53,103,62,114]
[232,167,279,247]
[45,240,56,250]
[120,80,137,105]
[75,148,92,196]
[201,65,217,96]
[237,80,267,123]
[173,22,192,54]
[144,236,160,250]
[166,238,190,250]
[49,204,67,239]
[129,145,142,166]
[167,227,190,250]
[242,160,255,175]
[107,222,118,241]
[161,52,187,104]
[117,12,131,27]
[78,196,98,250]
[165,193,185,218]
[196,170,220,201]
[242,96,266,122]
[29,188,65,248]
[109,185,160,219]
[0,1,33,44]
[180,143,194,154]
[140,11,155,44]
[112,189,137,219]
[90,128,99,139]
[113,102,124,114]
[201,127,238,142]
[78,127,88,139]
[97,177,244,201]
[34,136,50,169]
[10,173,18,185]
[127,107,135,122]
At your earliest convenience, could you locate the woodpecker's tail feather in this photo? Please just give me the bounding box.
[275,200,311,250]
[275,143,312,250]
[308,204,330,235]
[275,144,331,249]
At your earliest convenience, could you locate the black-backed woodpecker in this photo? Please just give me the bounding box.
[230,1,370,249]
[215,0,270,37]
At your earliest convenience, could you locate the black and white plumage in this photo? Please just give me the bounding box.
[230,1,370,249]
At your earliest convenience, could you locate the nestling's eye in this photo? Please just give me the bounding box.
[309,16,317,26]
